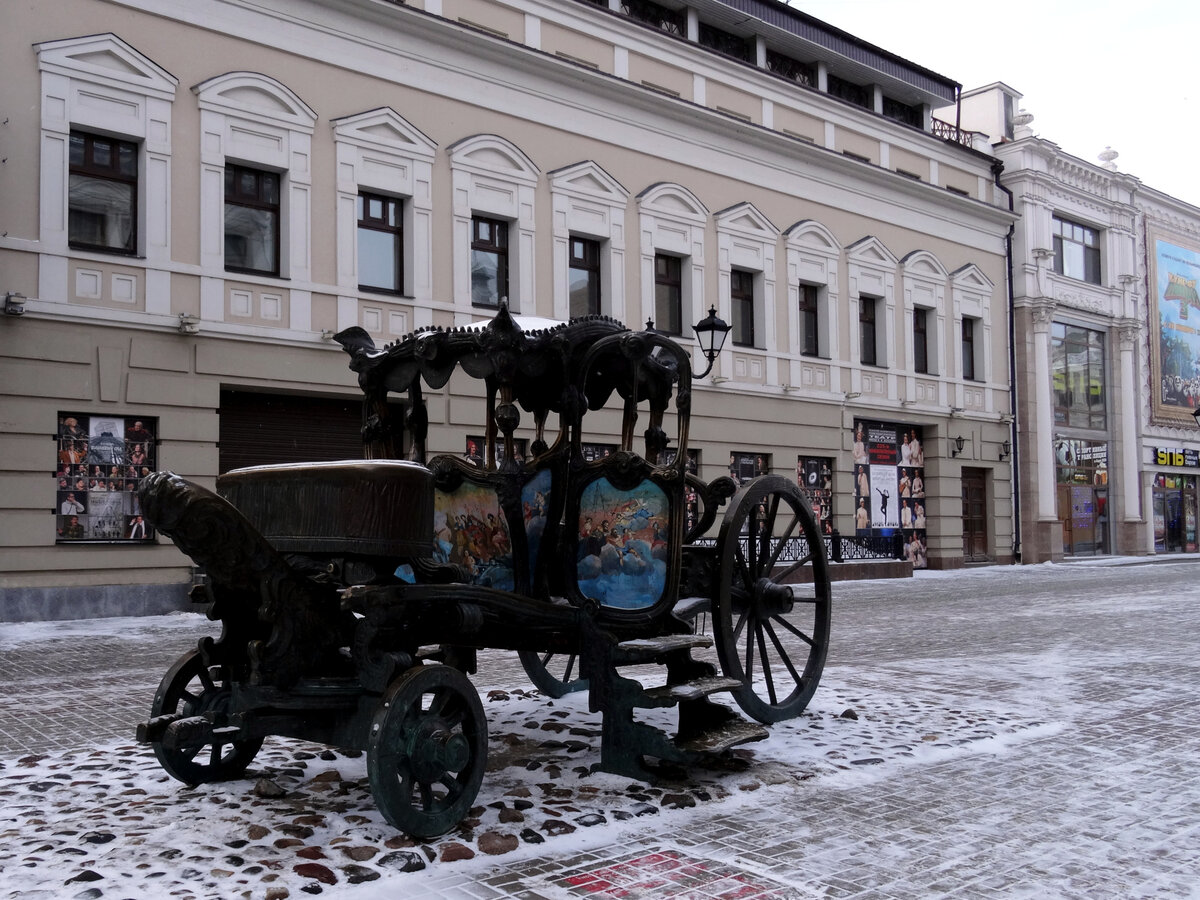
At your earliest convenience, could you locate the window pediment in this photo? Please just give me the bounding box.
[637,182,708,223]
[950,263,994,292]
[193,72,316,131]
[548,160,628,203]
[332,107,436,158]
[901,250,949,279]
[784,220,840,254]
[36,33,177,99]
[846,235,899,268]
[448,134,539,184]
[715,202,778,239]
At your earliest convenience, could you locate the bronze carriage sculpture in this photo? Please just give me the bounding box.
[136,306,832,838]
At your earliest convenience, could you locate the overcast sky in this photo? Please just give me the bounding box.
[793,1,1200,208]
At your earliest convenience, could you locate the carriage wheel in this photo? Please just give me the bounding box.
[518,649,588,698]
[714,475,831,724]
[368,665,488,839]
[150,649,263,783]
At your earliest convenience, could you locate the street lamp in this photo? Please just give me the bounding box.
[951,435,966,457]
[692,305,731,378]
[1192,408,1200,427]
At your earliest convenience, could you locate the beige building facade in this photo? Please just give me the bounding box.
[1,0,1015,619]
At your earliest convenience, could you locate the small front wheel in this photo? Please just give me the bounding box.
[368,665,488,839]
[150,649,263,783]
[714,476,832,724]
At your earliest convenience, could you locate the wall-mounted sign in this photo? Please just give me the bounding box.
[1153,446,1200,468]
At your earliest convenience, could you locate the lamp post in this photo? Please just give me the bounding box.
[691,305,731,379]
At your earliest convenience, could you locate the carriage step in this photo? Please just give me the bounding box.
[614,633,713,663]
[638,676,744,707]
[674,719,768,755]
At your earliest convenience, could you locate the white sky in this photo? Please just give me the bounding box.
[792,1,1200,208]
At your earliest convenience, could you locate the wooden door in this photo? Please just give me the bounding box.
[961,469,989,561]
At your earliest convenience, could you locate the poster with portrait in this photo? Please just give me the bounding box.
[581,442,619,463]
[850,419,927,568]
[729,450,769,486]
[797,455,833,534]
[1150,233,1200,425]
[55,411,156,543]
[464,435,527,467]
[665,448,701,532]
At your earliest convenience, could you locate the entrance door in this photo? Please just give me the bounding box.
[961,468,988,561]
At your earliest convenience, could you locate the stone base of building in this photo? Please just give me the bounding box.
[1018,519,1065,564]
[0,582,191,623]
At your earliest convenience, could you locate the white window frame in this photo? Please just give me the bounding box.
[902,250,945,381]
[548,161,629,322]
[332,108,436,332]
[637,183,708,368]
[951,264,996,407]
[715,203,778,360]
[448,134,539,320]
[193,71,316,326]
[846,236,898,395]
[784,220,840,361]
[35,33,177,314]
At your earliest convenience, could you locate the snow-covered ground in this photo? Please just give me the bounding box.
[2,560,1199,898]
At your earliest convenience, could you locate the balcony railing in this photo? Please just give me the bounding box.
[931,117,985,149]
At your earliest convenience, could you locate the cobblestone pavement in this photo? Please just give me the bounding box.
[2,559,1200,898]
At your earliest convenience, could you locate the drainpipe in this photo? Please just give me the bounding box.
[992,158,1020,562]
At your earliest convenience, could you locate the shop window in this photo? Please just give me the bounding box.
[225,163,280,276]
[358,191,403,294]
[1051,322,1107,429]
[55,412,158,543]
[69,131,138,254]
[1052,215,1101,284]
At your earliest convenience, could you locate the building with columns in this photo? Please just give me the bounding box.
[953,83,1200,561]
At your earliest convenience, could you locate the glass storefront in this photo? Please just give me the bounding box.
[1055,438,1108,555]
[1152,473,1198,553]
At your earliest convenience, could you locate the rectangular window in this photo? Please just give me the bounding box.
[731,269,755,347]
[55,412,158,543]
[1053,215,1101,284]
[1051,322,1107,429]
[860,297,878,366]
[568,236,601,318]
[698,22,753,62]
[358,191,403,294]
[225,163,280,276]
[913,307,929,373]
[962,317,977,380]
[69,131,137,254]
[799,283,820,356]
[654,253,682,335]
[471,216,508,307]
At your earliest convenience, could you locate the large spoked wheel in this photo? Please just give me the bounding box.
[714,475,831,724]
[150,649,263,783]
[518,649,588,698]
[368,664,488,839]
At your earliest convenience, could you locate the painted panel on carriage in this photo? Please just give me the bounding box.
[432,482,514,591]
[522,469,552,580]
[576,477,669,609]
